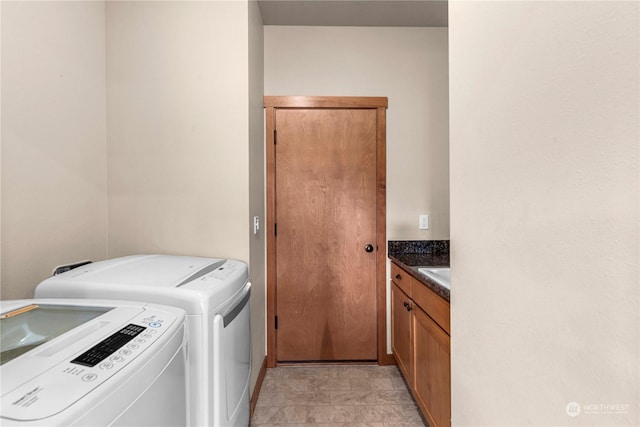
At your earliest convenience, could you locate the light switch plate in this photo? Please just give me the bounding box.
[419,214,429,230]
[253,216,260,235]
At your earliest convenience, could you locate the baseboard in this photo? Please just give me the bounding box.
[250,356,268,416]
[379,353,397,366]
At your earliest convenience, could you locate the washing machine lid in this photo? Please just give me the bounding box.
[0,299,185,423]
[35,255,250,314]
[0,303,111,366]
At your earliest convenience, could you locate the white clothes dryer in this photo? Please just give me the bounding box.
[35,254,251,427]
[0,298,188,426]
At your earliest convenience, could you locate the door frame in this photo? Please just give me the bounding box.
[264,96,392,367]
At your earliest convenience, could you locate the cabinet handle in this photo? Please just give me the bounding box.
[406,304,413,312]
[395,274,402,280]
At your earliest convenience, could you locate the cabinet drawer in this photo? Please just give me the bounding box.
[391,263,412,296]
[412,281,450,334]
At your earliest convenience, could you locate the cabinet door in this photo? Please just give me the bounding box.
[391,282,413,383]
[413,306,451,427]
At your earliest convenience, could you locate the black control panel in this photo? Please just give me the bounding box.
[71,324,146,367]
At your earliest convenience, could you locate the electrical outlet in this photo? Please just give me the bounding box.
[419,214,429,230]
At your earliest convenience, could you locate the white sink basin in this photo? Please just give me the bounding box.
[418,267,450,290]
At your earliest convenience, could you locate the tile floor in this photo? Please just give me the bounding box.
[250,365,427,426]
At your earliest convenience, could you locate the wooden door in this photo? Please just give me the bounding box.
[274,107,377,361]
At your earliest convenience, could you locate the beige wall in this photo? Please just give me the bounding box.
[449,1,639,425]
[1,0,3,294]
[106,1,250,260]
[1,1,108,299]
[264,26,450,241]
[106,0,266,393]
[1,0,266,394]
[248,0,266,394]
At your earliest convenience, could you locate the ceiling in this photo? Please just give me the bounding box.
[257,0,448,27]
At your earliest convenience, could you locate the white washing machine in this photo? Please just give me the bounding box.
[0,298,188,426]
[35,254,251,427]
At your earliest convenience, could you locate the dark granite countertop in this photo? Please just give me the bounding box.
[388,240,450,302]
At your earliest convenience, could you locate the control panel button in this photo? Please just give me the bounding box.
[82,373,98,382]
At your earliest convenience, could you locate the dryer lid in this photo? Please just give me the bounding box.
[56,255,226,288]
[35,255,250,314]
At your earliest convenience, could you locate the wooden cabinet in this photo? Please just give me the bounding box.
[413,305,451,427]
[392,282,413,382]
[391,262,451,427]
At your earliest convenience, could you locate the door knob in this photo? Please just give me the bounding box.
[365,244,374,253]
